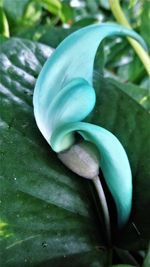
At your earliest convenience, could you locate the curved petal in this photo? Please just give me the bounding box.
[51,122,132,227]
[33,23,146,226]
[36,78,96,143]
[33,23,147,138]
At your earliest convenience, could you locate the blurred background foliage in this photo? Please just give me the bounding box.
[0,0,149,90]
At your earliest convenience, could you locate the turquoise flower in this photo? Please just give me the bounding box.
[33,23,146,227]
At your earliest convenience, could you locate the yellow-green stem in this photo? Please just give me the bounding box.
[109,0,150,76]
[0,8,10,38]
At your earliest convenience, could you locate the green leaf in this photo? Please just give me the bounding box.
[17,26,78,48]
[0,33,8,44]
[109,78,150,112]
[117,55,145,83]
[143,244,150,267]
[141,0,150,50]
[22,0,42,27]
[0,37,107,267]
[129,0,138,8]
[60,2,75,24]
[41,0,62,16]
[3,0,29,23]
[89,75,150,250]
[86,0,99,15]
[72,17,98,28]
[37,26,77,48]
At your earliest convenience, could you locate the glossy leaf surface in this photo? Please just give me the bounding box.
[89,74,150,249]
[0,38,107,267]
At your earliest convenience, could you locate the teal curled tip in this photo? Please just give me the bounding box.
[33,23,147,227]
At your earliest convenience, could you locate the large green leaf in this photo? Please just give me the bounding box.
[0,37,150,266]
[109,78,150,112]
[0,38,107,267]
[17,25,78,48]
[3,0,29,23]
[89,74,150,249]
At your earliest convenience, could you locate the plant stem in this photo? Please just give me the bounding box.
[93,176,111,245]
[109,0,150,76]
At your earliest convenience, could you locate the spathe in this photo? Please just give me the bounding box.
[33,23,147,226]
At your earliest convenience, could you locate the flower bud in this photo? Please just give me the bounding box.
[58,141,100,179]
